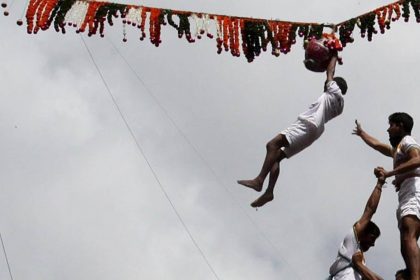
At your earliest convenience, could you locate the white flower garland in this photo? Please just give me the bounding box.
[126,7,142,26]
[64,1,89,28]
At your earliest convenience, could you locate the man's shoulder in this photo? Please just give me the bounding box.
[401,135,420,147]
[326,80,342,96]
[342,226,358,244]
[326,80,338,89]
[397,135,420,155]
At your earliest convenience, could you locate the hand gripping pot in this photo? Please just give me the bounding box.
[303,38,332,72]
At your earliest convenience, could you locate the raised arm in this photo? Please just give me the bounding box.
[354,174,385,237]
[352,251,384,280]
[352,120,393,157]
[326,55,337,82]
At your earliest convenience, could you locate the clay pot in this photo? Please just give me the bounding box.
[303,38,332,72]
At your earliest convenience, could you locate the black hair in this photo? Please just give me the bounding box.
[364,221,381,238]
[324,77,348,95]
[395,269,409,279]
[333,77,347,95]
[388,112,414,134]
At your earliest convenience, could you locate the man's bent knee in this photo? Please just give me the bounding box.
[266,141,277,151]
[267,134,288,150]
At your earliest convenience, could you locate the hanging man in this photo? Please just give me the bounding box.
[237,54,347,207]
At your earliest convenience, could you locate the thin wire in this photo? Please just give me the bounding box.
[6,0,15,11]
[19,0,31,19]
[106,37,304,280]
[0,233,14,280]
[79,35,221,280]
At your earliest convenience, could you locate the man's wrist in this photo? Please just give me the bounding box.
[385,170,394,178]
[377,178,386,185]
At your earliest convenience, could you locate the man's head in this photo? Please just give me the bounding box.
[388,112,413,147]
[324,77,348,95]
[395,269,410,280]
[359,221,380,252]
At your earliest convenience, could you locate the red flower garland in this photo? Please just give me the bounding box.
[18,0,420,62]
[79,2,104,35]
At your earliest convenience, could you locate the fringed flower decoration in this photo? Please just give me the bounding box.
[16,0,420,62]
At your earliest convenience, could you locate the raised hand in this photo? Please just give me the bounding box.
[352,119,363,136]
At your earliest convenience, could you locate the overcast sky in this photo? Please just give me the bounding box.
[1,0,419,279]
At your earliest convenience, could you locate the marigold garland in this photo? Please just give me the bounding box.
[6,0,418,62]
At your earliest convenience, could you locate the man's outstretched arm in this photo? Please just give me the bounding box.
[352,120,393,157]
[354,173,385,237]
[352,251,384,280]
[326,55,337,82]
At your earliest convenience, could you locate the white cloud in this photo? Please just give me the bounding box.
[1,1,419,279]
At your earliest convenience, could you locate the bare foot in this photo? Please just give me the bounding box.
[237,179,262,192]
[250,192,274,208]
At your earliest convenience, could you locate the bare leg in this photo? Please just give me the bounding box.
[238,133,289,192]
[250,151,286,208]
[400,215,420,280]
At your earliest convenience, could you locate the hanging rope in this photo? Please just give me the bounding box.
[105,35,305,279]
[0,233,14,280]
[11,0,420,62]
[79,34,221,280]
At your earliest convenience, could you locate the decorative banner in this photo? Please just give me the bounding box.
[1,0,420,62]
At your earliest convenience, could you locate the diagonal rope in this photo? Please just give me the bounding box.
[19,0,31,20]
[0,233,14,280]
[79,34,221,280]
[106,36,304,280]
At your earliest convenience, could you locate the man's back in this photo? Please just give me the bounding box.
[298,80,344,129]
[329,227,362,280]
[393,135,420,181]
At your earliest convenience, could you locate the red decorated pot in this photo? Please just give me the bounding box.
[303,38,332,72]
